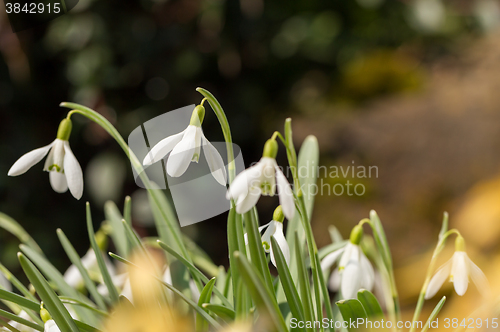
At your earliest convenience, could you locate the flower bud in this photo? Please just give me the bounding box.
[273,205,285,223]
[455,235,466,252]
[349,225,363,245]
[96,229,109,251]
[189,105,205,126]
[56,118,73,141]
[40,307,51,323]
[262,139,278,159]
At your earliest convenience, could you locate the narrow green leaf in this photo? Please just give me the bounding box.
[19,245,93,322]
[196,277,216,331]
[123,196,132,226]
[0,289,39,312]
[243,211,274,293]
[0,263,38,302]
[59,296,109,316]
[74,320,102,332]
[18,253,80,332]
[421,297,446,332]
[294,233,314,332]
[202,303,235,321]
[0,308,43,332]
[86,203,119,304]
[56,229,107,310]
[336,299,367,332]
[234,252,287,332]
[271,237,305,323]
[438,212,448,240]
[357,289,383,318]
[0,212,42,253]
[156,242,232,308]
[104,201,129,257]
[368,210,392,270]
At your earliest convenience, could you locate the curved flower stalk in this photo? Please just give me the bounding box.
[425,235,490,299]
[143,103,227,186]
[8,118,83,199]
[321,225,375,299]
[244,206,290,267]
[227,138,295,219]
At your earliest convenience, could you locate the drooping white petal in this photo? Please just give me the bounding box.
[64,249,97,288]
[227,162,265,201]
[8,140,55,176]
[328,269,341,291]
[275,166,295,220]
[270,222,290,267]
[44,139,65,172]
[339,243,358,269]
[202,134,227,186]
[260,158,277,196]
[425,259,452,299]
[63,142,83,200]
[143,129,185,165]
[359,252,375,291]
[167,125,198,177]
[120,278,133,303]
[260,221,278,253]
[244,221,272,245]
[451,252,469,296]
[44,320,61,332]
[49,171,68,193]
[320,248,345,272]
[467,256,490,298]
[341,262,361,299]
[235,186,262,214]
[192,127,203,162]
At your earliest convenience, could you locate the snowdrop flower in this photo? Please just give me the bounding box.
[226,139,295,219]
[8,118,83,199]
[245,206,290,267]
[425,236,490,299]
[143,104,226,186]
[321,225,374,299]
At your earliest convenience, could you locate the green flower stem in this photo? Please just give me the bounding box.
[409,229,461,332]
[196,88,236,184]
[61,103,191,264]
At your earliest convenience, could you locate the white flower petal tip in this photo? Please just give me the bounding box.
[8,140,55,176]
[275,166,295,220]
[425,251,489,299]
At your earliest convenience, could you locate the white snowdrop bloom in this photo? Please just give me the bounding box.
[321,225,375,299]
[64,248,116,289]
[44,320,60,332]
[8,119,83,199]
[425,236,490,299]
[143,105,226,185]
[247,206,290,268]
[226,139,295,219]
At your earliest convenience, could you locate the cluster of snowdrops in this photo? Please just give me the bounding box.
[0,88,490,332]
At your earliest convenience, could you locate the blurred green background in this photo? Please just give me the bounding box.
[1,0,500,322]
